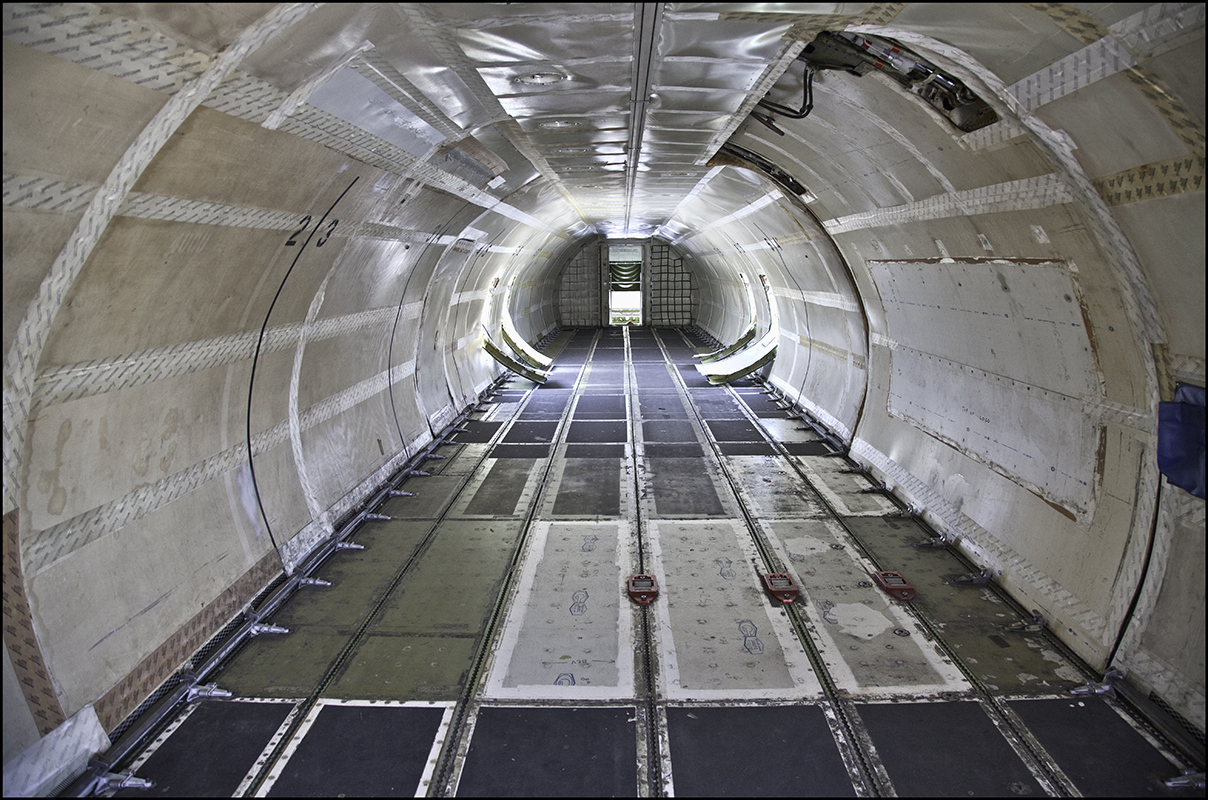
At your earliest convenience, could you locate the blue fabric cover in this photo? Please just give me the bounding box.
[1157,382,1206,499]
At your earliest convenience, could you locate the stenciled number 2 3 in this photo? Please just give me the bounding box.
[285,215,339,247]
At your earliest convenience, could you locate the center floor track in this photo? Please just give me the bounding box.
[110,327,1200,798]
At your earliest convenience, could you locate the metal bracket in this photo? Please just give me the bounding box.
[998,609,1046,633]
[249,623,289,636]
[298,577,332,587]
[388,489,414,497]
[90,768,153,794]
[916,536,951,548]
[184,682,232,702]
[335,541,365,550]
[407,470,432,478]
[1070,668,1125,698]
[1165,770,1205,790]
[424,453,447,460]
[365,513,392,521]
[884,504,921,518]
[955,567,994,585]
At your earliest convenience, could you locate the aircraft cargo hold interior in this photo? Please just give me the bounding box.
[2,3,1205,796]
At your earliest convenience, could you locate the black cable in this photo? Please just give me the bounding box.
[757,64,814,119]
[245,177,358,568]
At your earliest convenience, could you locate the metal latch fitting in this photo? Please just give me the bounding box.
[762,573,799,603]
[1070,668,1125,697]
[628,574,658,605]
[872,570,915,601]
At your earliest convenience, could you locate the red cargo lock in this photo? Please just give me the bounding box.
[762,573,799,603]
[628,574,658,604]
[872,570,914,601]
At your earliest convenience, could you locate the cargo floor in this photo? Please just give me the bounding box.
[116,327,1199,797]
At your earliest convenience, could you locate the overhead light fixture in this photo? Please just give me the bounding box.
[513,72,568,86]
[538,119,585,130]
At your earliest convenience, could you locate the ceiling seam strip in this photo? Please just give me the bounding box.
[623,2,663,236]
[2,2,321,515]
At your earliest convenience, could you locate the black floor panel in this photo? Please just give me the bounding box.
[517,410,563,420]
[677,366,713,387]
[502,421,559,444]
[648,458,723,515]
[489,445,550,458]
[575,395,627,417]
[638,394,689,419]
[464,459,534,515]
[266,704,445,797]
[642,420,697,442]
[564,444,626,458]
[453,420,502,443]
[782,440,838,456]
[705,419,765,442]
[645,443,704,458]
[689,391,743,417]
[457,706,637,797]
[632,376,679,389]
[115,700,293,798]
[1008,698,1194,797]
[567,421,628,443]
[718,442,777,455]
[554,459,622,516]
[857,701,1044,797]
[666,705,854,797]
